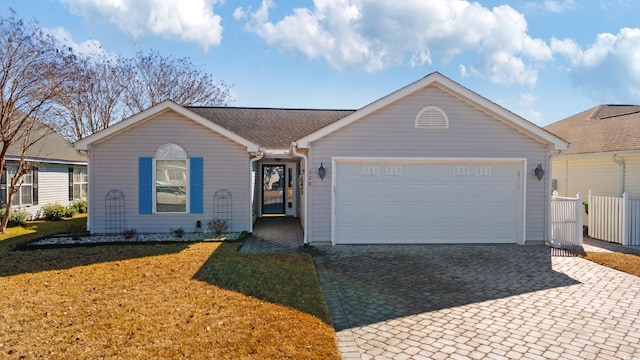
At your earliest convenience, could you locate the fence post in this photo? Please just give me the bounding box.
[576,192,583,246]
[588,190,593,238]
[623,192,629,246]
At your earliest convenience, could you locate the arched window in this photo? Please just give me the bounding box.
[414,106,448,129]
[155,144,187,212]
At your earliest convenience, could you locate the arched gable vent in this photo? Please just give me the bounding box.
[414,106,448,129]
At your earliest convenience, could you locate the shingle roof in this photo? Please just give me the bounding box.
[4,123,87,164]
[544,105,640,155]
[186,107,355,150]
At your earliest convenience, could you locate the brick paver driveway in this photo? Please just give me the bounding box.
[312,244,640,359]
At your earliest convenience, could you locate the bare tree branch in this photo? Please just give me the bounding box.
[0,12,75,232]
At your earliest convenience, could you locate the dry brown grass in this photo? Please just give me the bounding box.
[582,251,640,277]
[0,241,340,359]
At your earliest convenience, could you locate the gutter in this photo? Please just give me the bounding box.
[248,148,266,234]
[291,143,309,245]
[611,154,625,196]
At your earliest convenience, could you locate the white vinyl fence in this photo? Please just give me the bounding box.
[588,191,640,246]
[550,191,583,248]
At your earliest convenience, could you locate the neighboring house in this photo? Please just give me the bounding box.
[1,124,88,219]
[74,72,568,245]
[545,105,640,199]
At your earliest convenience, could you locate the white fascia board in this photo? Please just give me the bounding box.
[296,73,444,148]
[431,81,570,151]
[296,72,569,151]
[74,100,260,152]
[552,149,640,159]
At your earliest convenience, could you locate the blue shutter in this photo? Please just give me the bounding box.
[190,157,203,214]
[139,157,153,214]
[32,167,38,205]
[69,167,74,201]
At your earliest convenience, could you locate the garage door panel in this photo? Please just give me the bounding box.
[335,159,523,244]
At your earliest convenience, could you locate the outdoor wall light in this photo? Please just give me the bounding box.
[318,162,326,180]
[534,163,545,181]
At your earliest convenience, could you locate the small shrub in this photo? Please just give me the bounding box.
[70,199,87,214]
[171,227,185,238]
[207,218,228,237]
[64,205,77,218]
[42,204,68,221]
[7,207,30,226]
[122,228,137,239]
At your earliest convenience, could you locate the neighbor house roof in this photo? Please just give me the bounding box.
[544,105,640,155]
[4,123,87,165]
[186,107,355,150]
[296,72,569,150]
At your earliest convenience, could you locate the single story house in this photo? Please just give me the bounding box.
[545,105,640,224]
[2,124,88,219]
[545,105,640,198]
[74,72,568,245]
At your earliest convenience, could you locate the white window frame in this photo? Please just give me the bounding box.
[8,166,33,206]
[72,167,88,200]
[154,144,188,213]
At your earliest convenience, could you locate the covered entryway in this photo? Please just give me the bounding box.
[260,162,298,217]
[333,158,525,244]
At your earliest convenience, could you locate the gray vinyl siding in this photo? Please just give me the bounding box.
[308,85,548,243]
[12,163,81,219]
[89,110,250,234]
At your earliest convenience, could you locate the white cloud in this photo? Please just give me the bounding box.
[526,0,575,13]
[239,0,551,85]
[233,7,246,20]
[59,0,223,51]
[45,26,113,59]
[553,28,640,102]
[520,92,537,106]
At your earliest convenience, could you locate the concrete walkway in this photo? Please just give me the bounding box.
[243,221,640,359]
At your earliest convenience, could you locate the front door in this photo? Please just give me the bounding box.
[262,164,285,215]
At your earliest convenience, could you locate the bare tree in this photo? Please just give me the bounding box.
[124,49,233,113]
[53,49,233,141]
[53,56,130,142]
[0,12,75,232]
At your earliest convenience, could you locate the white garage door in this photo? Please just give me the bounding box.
[334,159,524,244]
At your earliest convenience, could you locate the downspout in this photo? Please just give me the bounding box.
[611,154,625,196]
[248,148,265,234]
[76,148,91,233]
[291,143,308,245]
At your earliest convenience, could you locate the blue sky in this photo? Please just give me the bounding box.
[3,0,639,126]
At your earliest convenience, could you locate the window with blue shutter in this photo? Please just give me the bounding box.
[190,157,203,214]
[139,157,153,214]
[32,167,38,205]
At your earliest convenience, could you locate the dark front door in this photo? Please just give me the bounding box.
[262,164,285,215]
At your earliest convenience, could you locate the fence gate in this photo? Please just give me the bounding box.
[550,191,583,248]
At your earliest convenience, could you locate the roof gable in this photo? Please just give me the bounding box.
[74,100,261,152]
[295,72,569,150]
[2,114,86,164]
[544,104,640,155]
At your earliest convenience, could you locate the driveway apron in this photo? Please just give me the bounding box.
[313,244,640,360]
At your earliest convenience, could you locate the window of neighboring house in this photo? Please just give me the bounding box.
[69,167,87,200]
[155,144,188,212]
[2,166,38,207]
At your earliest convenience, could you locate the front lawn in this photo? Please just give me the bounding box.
[0,219,339,359]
